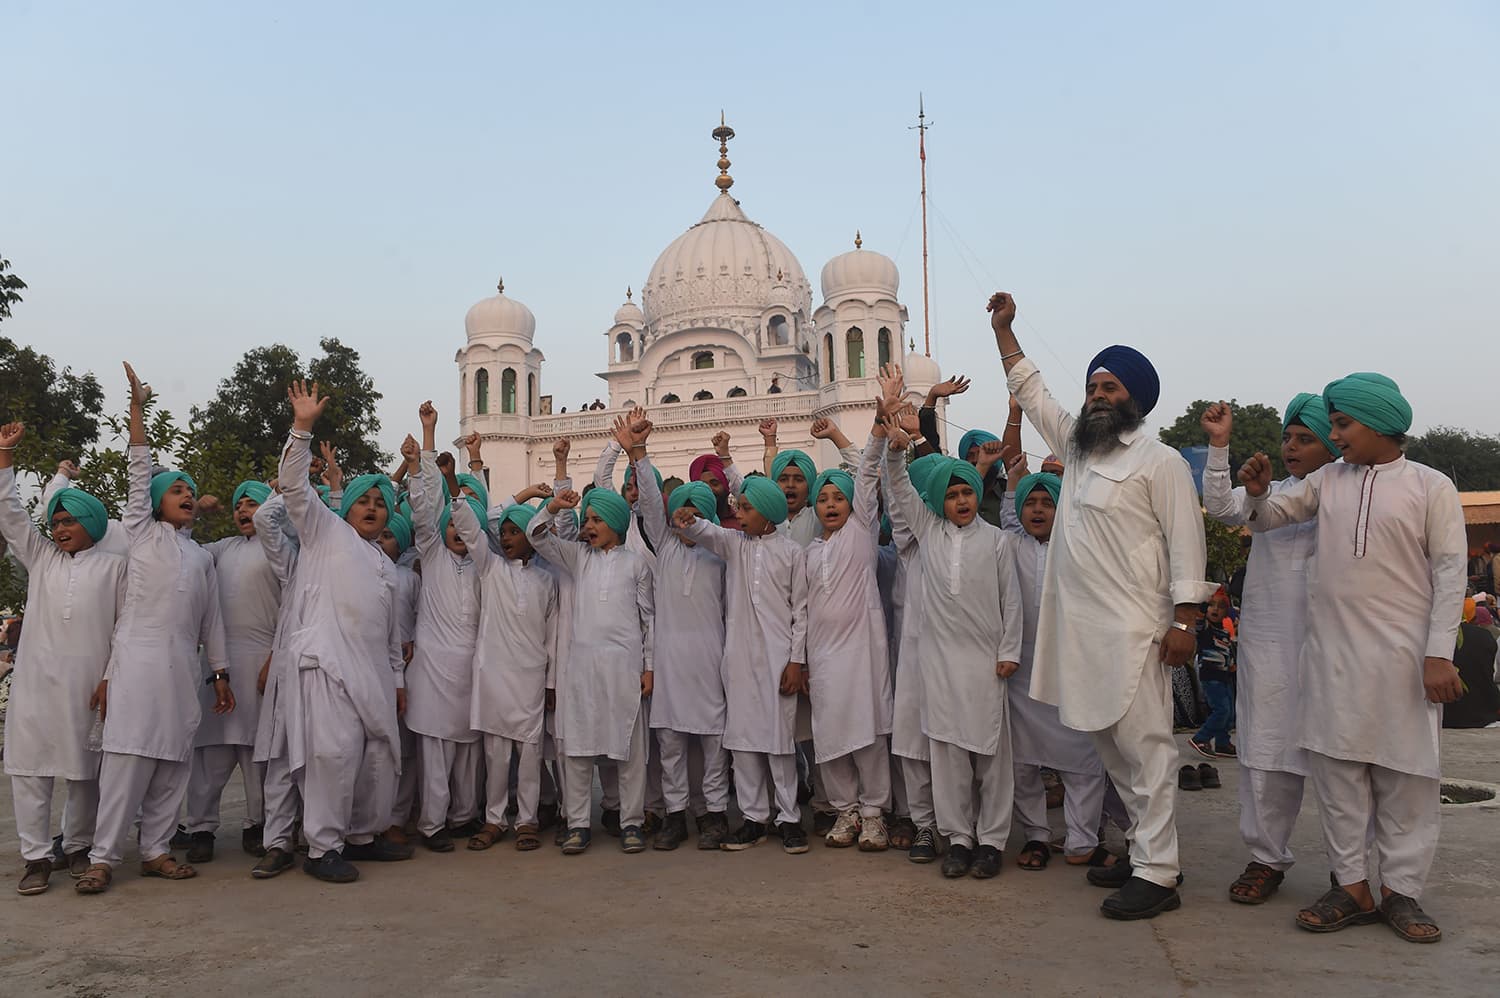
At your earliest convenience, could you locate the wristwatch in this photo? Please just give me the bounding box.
[206,669,231,685]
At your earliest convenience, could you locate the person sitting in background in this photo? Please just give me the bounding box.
[1443,600,1499,729]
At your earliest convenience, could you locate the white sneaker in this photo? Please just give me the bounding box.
[858,814,889,852]
[825,808,861,848]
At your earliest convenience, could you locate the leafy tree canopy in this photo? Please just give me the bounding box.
[0,337,105,487]
[1406,426,1500,491]
[1159,399,1288,480]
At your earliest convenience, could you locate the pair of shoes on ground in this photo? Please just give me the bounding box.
[718,819,808,853]
[823,809,889,851]
[1178,763,1221,790]
[940,843,1003,879]
[1187,738,1237,760]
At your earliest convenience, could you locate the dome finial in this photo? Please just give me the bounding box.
[712,112,736,193]
[496,276,505,294]
[626,286,633,301]
[854,230,862,250]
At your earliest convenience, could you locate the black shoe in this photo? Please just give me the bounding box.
[303,849,359,883]
[536,801,560,833]
[654,811,690,851]
[780,822,810,854]
[696,812,729,851]
[1101,876,1182,920]
[970,844,1002,879]
[251,847,295,879]
[554,823,569,847]
[1178,765,1202,791]
[49,835,67,869]
[1088,860,1185,888]
[1187,738,1217,760]
[422,831,455,853]
[186,831,215,864]
[1197,763,1221,789]
[641,812,663,837]
[447,818,484,838]
[812,810,836,836]
[720,820,767,851]
[601,808,622,837]
[242,824,266,857]
[169,825,192,850]
[345,836,415,862]
[942,844,973,878]
[908,826,940,864]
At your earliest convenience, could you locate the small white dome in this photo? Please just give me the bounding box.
[820,235,899,302]
[902,349,941,389]
[465,278,536,342]
[613,288,644,327]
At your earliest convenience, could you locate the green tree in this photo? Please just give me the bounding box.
[0,256,25,322]
[1406,426,1500,491]
[1159,399,1288,480]
[0,337,106,487]
[1203,511,1248,584]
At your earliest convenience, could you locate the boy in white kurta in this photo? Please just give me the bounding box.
[380,510,421,841]
[182,480,282,864]
[1200,395,1336,903]
[79,364,233,895]
[1239,373,1466,944]
[0,423,126,895]
[884,429,1023,881]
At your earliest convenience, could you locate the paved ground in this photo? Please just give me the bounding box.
[0,730,1495,997]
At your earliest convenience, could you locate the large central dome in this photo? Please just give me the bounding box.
[640,192,813,330]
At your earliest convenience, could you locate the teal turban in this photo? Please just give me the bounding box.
[957,429,999,461]
[1013,472,1062,519]
[668,481,719,525]
[812,469,855,505]
[455,472,489,509]
[770,449,816,486]
[47,488,109,542]
[584,488,631,538]
[923,457,981,514]
[1282,393,1338,458]
[496,501,538,533]
[150,470,197,512]
[396,494,411,519]
[385,511,413,552]
[340,474,396,521]
[623,464,664,491]
[739,476,789,524]
[439,496,489,540]
[906,453,946,514]
[1323,373,1412,436]
[318,484,333,508]
[232,480,272,508]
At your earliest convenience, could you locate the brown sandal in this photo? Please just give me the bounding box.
[1295,886,1379,933]
[1229,861,1286,904]
[467,823,505,851]
[1067,845,1122,867]
[1016,840,1051,870]
[75,863,113,894]
[1381,892,1442,944]
[514,825,541,851]
[140,855,197,880]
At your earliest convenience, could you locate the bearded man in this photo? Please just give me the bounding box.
[990,292,1216,920]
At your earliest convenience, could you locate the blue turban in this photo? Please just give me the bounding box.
[1013,472,1063,519]
[623,463,664,492]
[46,488,109,542]
[1087,345,1160,416]
[340,474,396,521]
[1282,393,1339,458]
[385,511,413,552]
[812,469,855,505]
[1323,372,1412,436]
[957,429,999,462]
[770,449,817,486]
[150,470,197,512]
[584,488,631,538]
[455,472,489,509]
[232,480,272,508]
[739,476,789,524]
[923,457,982,514]
[496,501,539,533]
[439,496,489,540]
[668,481,719,525]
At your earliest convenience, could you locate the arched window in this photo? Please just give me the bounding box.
[768,315,789,346]
[460,371,468,415]
[661,392,681,403]
[501,368,517,414]
[726,386,747,398]
[693,389,714,401]
[527,373,536,416]
[475,368,490,414]
[846,327,865,379]
[692,351,715,370]
[823,333,835,384]
[877,327,892,369]
[616,332,633,363]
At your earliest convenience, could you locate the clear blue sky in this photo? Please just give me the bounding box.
[7,2,1497,468]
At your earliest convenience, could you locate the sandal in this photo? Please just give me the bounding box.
[1016,839,1051,871]
[1295,886,1379,933]
[75,863,113,894]
[1381,892,1442,944]
[1067,845,1122,867]
[467,823,505,851]
[140,854,197,880]
[514,825,541,852]
[1229,861,1285,904]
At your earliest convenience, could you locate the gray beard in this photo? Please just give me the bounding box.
[1071,398,1143,456]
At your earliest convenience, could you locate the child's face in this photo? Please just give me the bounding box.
[377,529,401,562]
[943,481,977,527]
[159,481,197,529]
[444,520,469,557]
[1207,599,1227,624]
[498,520,534,561]
[816,483,851,534]
[345,488,390,541]
[1328,412,1399,466]
[736,496,772,537]
[48,509,96,555]
[234,497,260,538]
[778,466,809,513]
[583,508,620,549]
[1281,424,1335,479]
[1020,489,1055,541]
[623,478,640,505]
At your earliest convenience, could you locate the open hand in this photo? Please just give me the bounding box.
[927,375,971,402]
[288,380,329,430]
[124,362,152,407]
[883,414,911,451]
[876,362,905,402]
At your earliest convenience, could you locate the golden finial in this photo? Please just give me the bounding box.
[496,276,505,294]
[712,112,736,193]
[854,230,862,250]
[626,286,633,301]
[909,336,916,353]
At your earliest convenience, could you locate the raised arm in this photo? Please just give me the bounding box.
[634,455,669,552]
[1199,402,1251,526]
[998,452,1027,536]
[758,419,779,476]
[1241,456,1322,532]
[409,445,447,558]
[851,430,883,528]
[712,431,744,496]
[0,424,49,569]
[252,491,299,587]
[990,295,1074,458]
[279,381,338,547]
[121,364,155,545]
[594,439,622,491]
[528,498,582,577]
[450,492,495,574]
[678,514,738,562]
[882,418,939,547]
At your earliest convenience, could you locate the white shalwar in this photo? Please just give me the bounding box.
[633,456,731,816]
[881,460,935,830]
[451,498,557,830]
[185,532,281,835]
[277,433,405,859]
[1008,358,1215,887]
[406,454,482,837]
[805,438,893,817]
[1247,455,1466,897]
[529,506,653,831]
[885,445,1024,851]
[0,466,126,862]
[681,516,807,827]
[1202,446,1318,869]
[250,492,304,852]
[91,445,230,868]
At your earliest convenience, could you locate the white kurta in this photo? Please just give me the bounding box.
[196,534,280,748]
[1203,445,1317,775]
[402,453,480,744]
[881,460,929,763]
[885,446,1023,755]
[452,498,557,743]
[103,445,229,762]
[1247,456,1466,779]
[633,455,727,736]
[529,506,653,760]
[0,466,126,779]
[804,437,893,762]
[1007,357,1216,731]
[681,517,807,755]
[41,472,129,558]
[394,563,420,645]
[592,441,659,570]
[250,492,300,764]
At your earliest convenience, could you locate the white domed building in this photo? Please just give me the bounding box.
[456,120,948,500]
